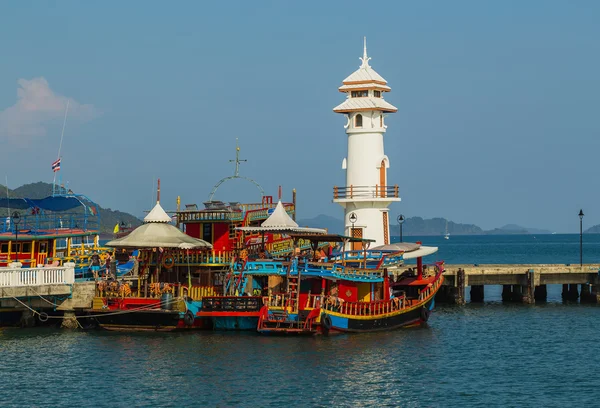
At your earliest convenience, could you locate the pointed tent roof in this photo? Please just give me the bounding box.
[237,201,327,234]
[261,200,298,228]
[144,201,172,223]
[106,201,212,249]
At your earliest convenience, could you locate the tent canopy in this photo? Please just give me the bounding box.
[106,201,212,249]
[237,200,327,234]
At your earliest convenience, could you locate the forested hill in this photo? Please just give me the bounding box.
[0,182,142,235]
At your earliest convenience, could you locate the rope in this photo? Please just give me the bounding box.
[11,295,183,320]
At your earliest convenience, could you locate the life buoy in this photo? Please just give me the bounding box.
[321,313,332,334]
[38,312,49,322]
[183,310,194,326]
[162,253,175,269]
[420,307,430,323]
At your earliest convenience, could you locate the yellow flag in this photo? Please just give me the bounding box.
[113,223,120,234]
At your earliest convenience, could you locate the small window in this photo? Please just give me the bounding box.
[1,243,8,253]
[380,115,383,127]
[202,223,212,243]
[22,242,32,253]
[374,90,381,98]
[12,243,21,253]
[355,114,363,128]
[351,90,368,98]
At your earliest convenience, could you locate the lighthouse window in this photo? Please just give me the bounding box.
[374,90,381,98]
[355,114,363,128]
[351,90,368,98]
[380,115,383,127]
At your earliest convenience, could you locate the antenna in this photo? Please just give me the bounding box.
[157,178,161,203]
[229,138,247,177]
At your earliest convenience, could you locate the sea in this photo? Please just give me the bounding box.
[1,234,599,407]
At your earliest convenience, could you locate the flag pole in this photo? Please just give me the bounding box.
[53,100,70,195]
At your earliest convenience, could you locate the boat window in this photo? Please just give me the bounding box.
[374,90,381,98]
[0,243,7,253]
[22,242,32,253]
[355,114,363,128]
[12,243,21,253]
[351,90,368,98]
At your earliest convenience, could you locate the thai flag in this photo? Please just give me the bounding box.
[51,158,61,172]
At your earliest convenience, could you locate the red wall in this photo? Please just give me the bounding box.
[185,224,200,238]
[337,281,357,302]
[212,223,230,251]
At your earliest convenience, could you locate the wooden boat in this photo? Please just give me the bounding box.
[254,234,444,334]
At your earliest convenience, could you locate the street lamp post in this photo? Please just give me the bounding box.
[397,214,405,243]
[579,209,584,267]
[11,211,21,263]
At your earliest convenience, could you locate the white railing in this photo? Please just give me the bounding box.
[0,262,75,288]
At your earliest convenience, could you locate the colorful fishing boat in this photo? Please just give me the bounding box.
[254,234,444,334]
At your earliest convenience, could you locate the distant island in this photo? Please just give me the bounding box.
[298,215,556,236]
[4,181,595,236]
[0,181,142,236]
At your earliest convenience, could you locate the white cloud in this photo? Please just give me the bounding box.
[0,77,100,146]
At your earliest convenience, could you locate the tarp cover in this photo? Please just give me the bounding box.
[0,196,83,212]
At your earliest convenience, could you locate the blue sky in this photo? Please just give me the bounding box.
[1,1,598,233]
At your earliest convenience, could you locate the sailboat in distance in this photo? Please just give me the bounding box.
[444,220,450,240]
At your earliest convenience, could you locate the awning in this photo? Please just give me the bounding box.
[106,222,212,249]
[402,246,438,260]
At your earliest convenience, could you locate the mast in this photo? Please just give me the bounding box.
[53,100,69,196]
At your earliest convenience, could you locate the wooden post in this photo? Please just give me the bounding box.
[292,189,297,221]
[383,268,390,301]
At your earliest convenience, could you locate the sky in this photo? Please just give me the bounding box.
[0,1,599,233]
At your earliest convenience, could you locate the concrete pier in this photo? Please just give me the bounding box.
[440,264,600,304]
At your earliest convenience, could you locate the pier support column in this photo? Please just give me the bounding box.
[502,285,512,302]
[534,285,547,302]
[61,311,79,329]
[591,284,600,304]
[580,284,593,303]
[561,284,569,301]
[19,310,35,328]
[511,285,522,302]
[521,270,535,304]
[470,285,484,303]
[568,284,579,301]
[453,268,466,305]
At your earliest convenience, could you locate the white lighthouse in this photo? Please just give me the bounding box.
[333,39,400,249]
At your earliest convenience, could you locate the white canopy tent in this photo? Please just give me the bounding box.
[106,202,212,250]
[237,200,327,234]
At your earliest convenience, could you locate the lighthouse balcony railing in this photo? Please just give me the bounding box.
[333,185,399,199]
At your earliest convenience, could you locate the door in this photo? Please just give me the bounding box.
[351,228,363,251]
[37,241,48,266]
[379,160,386,198]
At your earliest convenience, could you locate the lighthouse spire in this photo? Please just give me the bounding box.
[360,36,371,68]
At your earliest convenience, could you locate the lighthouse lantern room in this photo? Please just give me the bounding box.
[333,38,400,249]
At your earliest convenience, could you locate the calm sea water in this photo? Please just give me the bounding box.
[1,234,598,407]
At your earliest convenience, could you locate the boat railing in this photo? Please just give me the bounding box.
[418,270,444,302]
[172,250,234,266]
[201,296,262,312]
[181,285,218,300]
[321,295,406,316]
[305,294,323,309]
[0,212,99,235]
[333,185,399,199]
[0,262,75,287]
[264,293,296,310]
